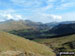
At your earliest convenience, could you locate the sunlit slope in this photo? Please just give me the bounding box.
[34,34,75,51]
[0,31,55,56]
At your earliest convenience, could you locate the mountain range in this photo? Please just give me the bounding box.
[45,22,75,37]
[0,19,47,31]
[0,20,75,39]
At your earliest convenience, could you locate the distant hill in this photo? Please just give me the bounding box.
[1,20,75,32]
[59,21,75,24]
[45,22,59,29]
[0,20,32,31]
[45,21,75,30]
[0,31,55,56]
[0,19,47,31]
[44,22,75,37]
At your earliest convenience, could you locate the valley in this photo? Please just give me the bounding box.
[0,20,75,56]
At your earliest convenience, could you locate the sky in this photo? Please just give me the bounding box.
[0,0,75,23]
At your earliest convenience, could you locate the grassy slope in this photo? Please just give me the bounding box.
[0,31,55,56]
[34,34,75,52]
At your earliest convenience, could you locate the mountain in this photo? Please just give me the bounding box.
[34,34,75,52]
[59,21,75,24]
[0,20,32,31]
[0,31,55,56]
[24,20,48,30]
[44,22,75,37]
[0,19,47,31]
[45,22,59,29]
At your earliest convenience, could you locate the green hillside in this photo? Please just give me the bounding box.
[0,31,55,56]
[34,34,75,52]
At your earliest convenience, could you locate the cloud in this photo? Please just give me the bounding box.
[11,0,45,8]
[42,13,62,20]
[0,14,25,21]
[0,9,15,21]
[0,8,62,23]
[61,12,75,21]
[27,13,62,23]
[47,0,75,10]
[11,0,55,11]
[50,15,62,20]
[11,0,75,11]
[56,2,75,10]
[6,14,23,20]
[0,9,26,21]
[0,9,15,14]
[0,0,75,23]
[6,14,13,19]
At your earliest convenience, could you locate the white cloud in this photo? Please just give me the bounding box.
[0,0,74,23]
[11,0,75,11]
[15,15,22,19]
[56,2,75,10]
[27,13,62,23]
[1,14,25,21]
[0,9,15,14]
[13,14,24,20]
[50,15,62,20]
[6,14,13,19]
[11,0,44,8]
[61,12,75,21]
[41,4,54,11]
[0,9,26,21]
[42,13,62,21]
